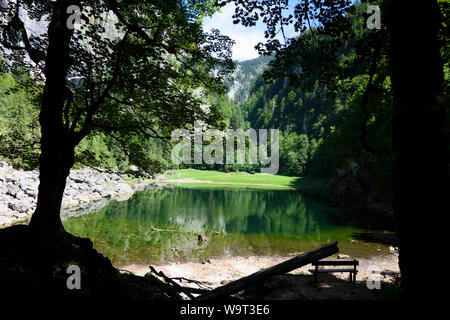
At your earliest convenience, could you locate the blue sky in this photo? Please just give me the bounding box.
[203,3,296,62]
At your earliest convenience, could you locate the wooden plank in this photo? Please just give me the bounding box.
[309,268,357,273]
[312,260,359,266]
[197,241,339,300]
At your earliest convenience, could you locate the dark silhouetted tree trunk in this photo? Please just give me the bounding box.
[28,1,78,237]
[388,1,448,298]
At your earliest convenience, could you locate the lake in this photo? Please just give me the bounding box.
[62,185,389,266]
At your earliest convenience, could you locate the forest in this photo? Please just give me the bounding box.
[0,0,449,306]
[3,2,447,180]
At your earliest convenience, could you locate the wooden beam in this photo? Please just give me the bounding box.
[312,260,358,266]
[196,241,339,300]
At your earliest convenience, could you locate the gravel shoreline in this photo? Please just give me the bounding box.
[120,252,400,299]
[122,252,399,286]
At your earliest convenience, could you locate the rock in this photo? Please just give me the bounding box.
[0,215,14,226]
[93,185,115,198]
[70,175,85,184]
[6,185,18,198]
[22,185,37,198]
[69,183,80,191]
[0,203,8,212]
[114,194,133,202]
[323,160,394,219]
[197,234,207,242]
[86,179,96,188]
[114,182,134,195]
[15,190,27,200]
[388,246,398,253]
[0,161,149,227]
[5,176,16,184]
[8,202,29,213]
[337,254,350,259]
[75,194,90,204]
[62,196,79,207]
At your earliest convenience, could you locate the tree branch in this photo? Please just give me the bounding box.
[1,1,45,64]
[107,0,177,55]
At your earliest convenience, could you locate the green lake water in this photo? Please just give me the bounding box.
[62,186,390,266]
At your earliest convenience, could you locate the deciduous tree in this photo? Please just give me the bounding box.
[0,0,234,238]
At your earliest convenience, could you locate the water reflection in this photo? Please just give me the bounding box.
[63,187,374,265]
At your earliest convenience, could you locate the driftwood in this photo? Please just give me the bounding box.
[196,241,339,300]
[178,286,211,295]
[149,266,204,299]
[150,225,177,232]
[143,272,183,300]
[170,276,213,291]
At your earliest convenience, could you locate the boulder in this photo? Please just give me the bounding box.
[8,202,29,213]
[22,185,37,198]
[0,203,10,215]
[62,196,79,207]
[74,194,90,204]
[0,215,14,226]
[388,246,398,253]
[6,185,18,198]
[15,190,28,201]
[115,182,134,195]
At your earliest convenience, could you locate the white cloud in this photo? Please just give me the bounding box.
[203,4,266,61]
[223,30,266,61]
[203,3,297,61]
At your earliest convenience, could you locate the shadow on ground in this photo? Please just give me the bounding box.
[351,231,398,246]
[0,225,175,300]
[240,273,390,300]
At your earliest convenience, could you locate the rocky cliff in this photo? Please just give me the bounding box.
[321,161,395,228]
[0,161,140,227]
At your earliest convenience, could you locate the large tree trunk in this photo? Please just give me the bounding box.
[28,144,75,236]
[28,1,77,238]
[388,1,448,298]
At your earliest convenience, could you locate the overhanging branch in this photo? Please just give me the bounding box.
[1,2,45,64]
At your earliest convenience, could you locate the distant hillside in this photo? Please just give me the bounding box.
[225,55,272,104]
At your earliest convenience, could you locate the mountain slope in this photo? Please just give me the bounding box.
[226,55,272,104]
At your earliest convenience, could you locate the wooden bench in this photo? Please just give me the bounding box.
[309,260,359,284]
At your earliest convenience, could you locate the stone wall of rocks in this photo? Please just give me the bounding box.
[0,161,139,227]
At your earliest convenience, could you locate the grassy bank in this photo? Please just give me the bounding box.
[162,169,329,191]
